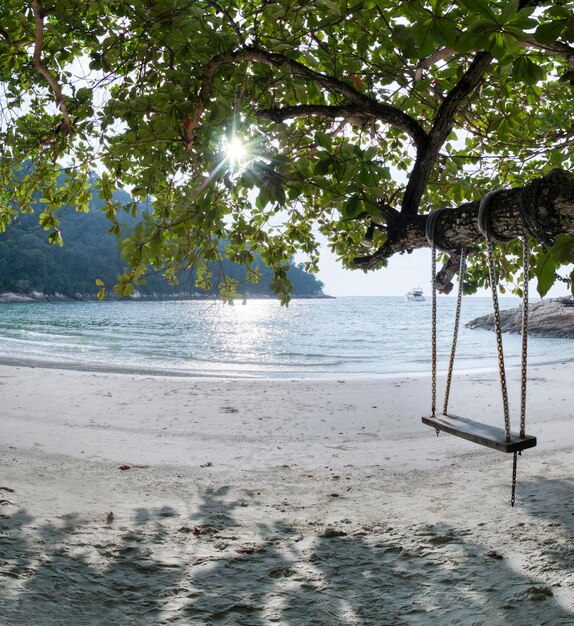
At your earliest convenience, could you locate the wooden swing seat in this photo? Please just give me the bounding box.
[421,414,537,453]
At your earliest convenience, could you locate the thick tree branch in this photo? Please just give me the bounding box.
[414,38,574,84]
[256,103,428,149]
[29,0,72,130]
[186,46,427,150]
[400,51,493,217]
[355,169,574,292]
[0,27,32,47]
[431,51,493,146]
[519,35,574,66]
[414,48,456,83]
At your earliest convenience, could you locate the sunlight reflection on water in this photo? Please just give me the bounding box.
[0,297,571,378]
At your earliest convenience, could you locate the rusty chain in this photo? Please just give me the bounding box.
[520,234,530,439]
[443,248,466,416]
[431,244,437,419]
[485,237,511,443]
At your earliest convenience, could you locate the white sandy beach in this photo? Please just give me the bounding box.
[1,361,574,625]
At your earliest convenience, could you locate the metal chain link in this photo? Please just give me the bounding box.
[520,235,530,438]
[431,244,437,419]
[554,272,572,285]
[443,248,466,416]
[485,239,511,442]
[511,451,518,507]
[512,235,531,507]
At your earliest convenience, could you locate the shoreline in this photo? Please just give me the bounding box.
[2,361,574,624]
[0,292,335,304]
[1,350,573,382]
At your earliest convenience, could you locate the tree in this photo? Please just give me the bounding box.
[0,0,573,302]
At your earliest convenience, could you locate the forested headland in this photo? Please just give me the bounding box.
[0,177,326,301]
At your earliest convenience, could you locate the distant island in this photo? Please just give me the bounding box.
[0,177,327,302]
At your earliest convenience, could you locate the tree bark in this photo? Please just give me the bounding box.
[354,169,574,286]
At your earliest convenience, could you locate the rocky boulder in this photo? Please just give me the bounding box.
[466,296,574,339]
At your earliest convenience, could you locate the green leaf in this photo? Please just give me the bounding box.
[317,0,342,18]
[512,55,545,85]
[114,282,134,298]
[48,231,63,247]
[456,21,495,52]
[534,19,567,45]
[314,156,332,175]
[76,87,92,103]
[410,19,436,58]
[431,15,458,47]
[499,0,519,23]
[459,0,497,21]
[535,250,557,297]
[550,234,574,264]
[315,131,332,149]
[341,195,362,220]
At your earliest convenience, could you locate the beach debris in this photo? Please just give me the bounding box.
[0,499,15,506]
[236,547,255,554]
[321,527,348,538]
[329,493,340,498]
[220,406,239,414]
[0,487,15,492]
[118,464,131,470]
[485,549,504,559]
[178,525,203,535]
[106,511,115,524]
[200,461,213,468]
[523,586,554,601]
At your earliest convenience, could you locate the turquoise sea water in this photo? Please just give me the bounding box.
[0,297,571,378]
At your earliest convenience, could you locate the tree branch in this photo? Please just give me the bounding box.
[29,0,72,130]
[355,169,574,292]
[518,35,574,65]
[0,26,32,47]
[414,48,456,83]
[400,51,493,217]
[185,46,427,150]
[256,103,428,149]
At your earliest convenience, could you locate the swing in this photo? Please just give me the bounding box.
[421,191,536,504]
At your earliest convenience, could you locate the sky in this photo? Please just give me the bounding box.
[310,242,573,300]
[313,245,431,297]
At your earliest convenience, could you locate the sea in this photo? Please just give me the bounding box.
[0,297,571,378]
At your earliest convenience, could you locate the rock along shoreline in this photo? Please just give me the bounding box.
[466,295,574,339]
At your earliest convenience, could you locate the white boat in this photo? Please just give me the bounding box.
[405,287,425,302]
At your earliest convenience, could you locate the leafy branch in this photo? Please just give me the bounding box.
[29,0,72,132]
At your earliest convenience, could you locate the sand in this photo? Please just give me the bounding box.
[1,360,573,625]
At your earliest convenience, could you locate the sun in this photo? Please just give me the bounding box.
[222,135,249,170]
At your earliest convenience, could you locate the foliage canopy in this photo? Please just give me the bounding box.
[1,0,573,301]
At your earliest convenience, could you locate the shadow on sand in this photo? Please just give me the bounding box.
[1,478,573,625]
